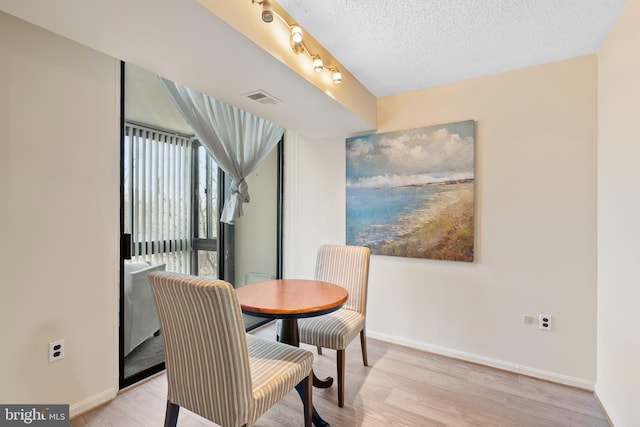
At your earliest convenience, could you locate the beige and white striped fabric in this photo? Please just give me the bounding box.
[297,245,370,350]
[149,272,313,427]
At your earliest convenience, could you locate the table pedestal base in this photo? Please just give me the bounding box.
[313,373,333,388]
[279,318,299,346]
[295,383,329,427]
[280,318,332,427]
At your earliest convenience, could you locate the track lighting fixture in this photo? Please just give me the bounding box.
[251,0,342,84]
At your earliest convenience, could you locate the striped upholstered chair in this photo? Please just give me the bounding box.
[149,272,313,427]
[297,245,371,407]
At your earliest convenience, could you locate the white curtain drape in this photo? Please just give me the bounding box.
[160,77,284,224]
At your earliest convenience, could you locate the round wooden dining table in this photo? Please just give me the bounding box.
[236,279,348,427]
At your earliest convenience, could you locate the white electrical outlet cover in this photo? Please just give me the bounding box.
[49,339,65,362]
[538,314,552,331]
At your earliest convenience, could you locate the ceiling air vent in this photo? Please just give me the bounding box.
[244,90,282,105]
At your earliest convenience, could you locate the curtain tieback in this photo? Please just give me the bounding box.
[230,179,250,203]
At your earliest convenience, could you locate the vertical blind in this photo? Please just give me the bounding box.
[124,123,193,273]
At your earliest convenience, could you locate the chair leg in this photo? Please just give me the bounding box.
[164,401,179,427]
[301,371,313,427]
[317,345,322,355]
[360,329,368,366]
[337,349,345,407]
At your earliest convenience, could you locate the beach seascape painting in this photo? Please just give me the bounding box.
[346,120,475,262]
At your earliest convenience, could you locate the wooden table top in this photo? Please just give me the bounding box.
[236,279,348,319]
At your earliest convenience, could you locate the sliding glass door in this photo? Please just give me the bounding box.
[120,121,204,386]
[119,62,282,388]
[119,63,222,387]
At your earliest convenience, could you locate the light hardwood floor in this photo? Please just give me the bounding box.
[72,323,609,426]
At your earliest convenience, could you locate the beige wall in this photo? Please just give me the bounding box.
[236,148,279,286]
[286,55,598,387]
[596,0,640,424]
[284,132,347,278]
[0,12,120,412]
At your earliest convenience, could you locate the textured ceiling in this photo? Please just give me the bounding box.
[278,0,627,97]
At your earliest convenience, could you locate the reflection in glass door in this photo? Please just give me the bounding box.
[120,62,282,388]
[120,63,220,387]
[121,122,195,384]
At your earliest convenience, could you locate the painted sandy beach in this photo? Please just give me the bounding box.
[347,180,474,262]
[367,181,473,261]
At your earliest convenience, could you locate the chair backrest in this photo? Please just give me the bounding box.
[149,272,252,427]
[314,245,370,314]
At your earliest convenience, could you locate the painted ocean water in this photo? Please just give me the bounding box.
[346,185,442,246]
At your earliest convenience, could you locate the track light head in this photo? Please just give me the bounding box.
[261,0,274,23]
[332,70,342,84]
[313,56,324,73]
[291,25,303,43]
[290,25,305,53]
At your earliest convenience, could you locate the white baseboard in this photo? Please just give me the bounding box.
[368,331,595,391]
[70,387,118,418]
